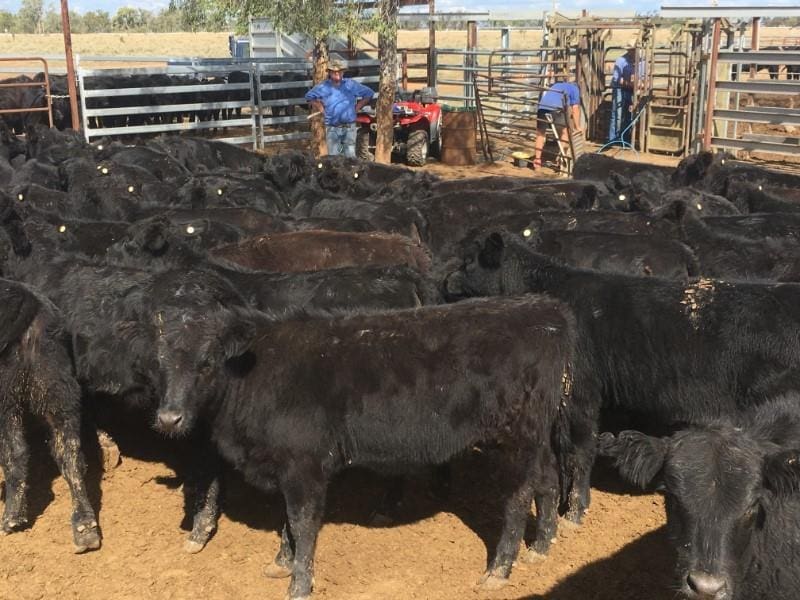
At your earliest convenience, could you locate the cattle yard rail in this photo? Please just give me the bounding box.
[707,49,800,158]
[0,57,54,128]
[76,56,379,149]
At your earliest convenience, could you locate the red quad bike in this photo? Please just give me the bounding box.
[356,87,442,166]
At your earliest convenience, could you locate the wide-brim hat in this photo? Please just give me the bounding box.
[625,37,638,49]
[327,59,347,72]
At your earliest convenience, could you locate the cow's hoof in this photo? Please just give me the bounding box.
[73,520,101,553]
[264,563,293,579]
[520,548,547,563]
[183,539,205,554]
[2,517,29,534]
[98,429,121,473]
[478,572,509,591]
[185,518,216,553]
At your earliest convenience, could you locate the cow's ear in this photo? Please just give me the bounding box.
[220,312,256,360]
[478,232,505,268]
[597,431,667,489]
[763,449,800,497]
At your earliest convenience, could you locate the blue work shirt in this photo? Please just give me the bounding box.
[611,54,634,88]
[538,82,580,112]
[305,79,375,126]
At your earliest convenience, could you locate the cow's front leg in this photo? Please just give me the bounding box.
[479,455,538,590]
[183,435,222,553]
[0,412,29,533]
[46,412,100,552]
[281,469,327,600]
[264,523,294,578]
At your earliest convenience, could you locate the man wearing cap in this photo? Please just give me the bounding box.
[305,59,376,157]
[607,41,636,144]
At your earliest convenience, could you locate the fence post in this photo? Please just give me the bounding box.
[703,18,722,151]
[401,49,409,90]
[465,20,478,108]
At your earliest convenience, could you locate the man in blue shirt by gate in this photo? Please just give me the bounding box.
[607,40,636,144]
[305,59,375,157]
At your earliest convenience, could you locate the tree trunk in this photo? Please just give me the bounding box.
[375,0,398,164]
[311,37,329,157]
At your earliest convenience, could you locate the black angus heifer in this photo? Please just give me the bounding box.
[527,229,700,279]
[154,296,575,599]
[664,201,800,282]
[599,396,800,600]
[703,212,800,243]
[5,256,243,553]
[443,232,800,527]
[0,279,100,552]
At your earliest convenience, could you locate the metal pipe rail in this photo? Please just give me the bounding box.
[0,57,53,128]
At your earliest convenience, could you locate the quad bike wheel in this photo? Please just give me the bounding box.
[406,129,429,166]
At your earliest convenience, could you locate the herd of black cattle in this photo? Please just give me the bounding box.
[0,70,311,134]
[2,124,800,599]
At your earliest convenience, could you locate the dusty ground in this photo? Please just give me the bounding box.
[0,410,674,600]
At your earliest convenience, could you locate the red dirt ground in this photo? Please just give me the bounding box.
[0,406,675,600]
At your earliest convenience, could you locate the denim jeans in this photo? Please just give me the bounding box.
[326,123,357,157]
[608,87,633,144]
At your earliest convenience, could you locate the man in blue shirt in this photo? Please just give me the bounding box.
[532,78,582,169]
[608,41,636,144]
[305,59,375,158]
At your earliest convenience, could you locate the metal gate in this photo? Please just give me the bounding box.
[0,57,54,129]
[78,57,379,150]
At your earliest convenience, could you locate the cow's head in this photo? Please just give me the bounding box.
[154,308,256,437]
[599,427,800,600]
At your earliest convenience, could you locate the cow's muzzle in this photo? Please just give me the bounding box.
[157,409,184,433]
[685,571,728,600]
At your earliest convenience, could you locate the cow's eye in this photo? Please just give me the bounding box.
[198,360,213,375]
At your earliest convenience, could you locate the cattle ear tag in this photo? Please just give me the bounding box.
[127,185,135,193]
[696,203,703,211]
[618,194,626,202]
[758,185,763,191]
[522,228,532,238]
[217,188,223,196]
[97,144,103,151]
[721,159,725,165]
[101,166,109,175]
[58,225,66,234]
[317,163,323,169]
[353,172,359,179]
[16,193,23,202]
[186,226,195,235]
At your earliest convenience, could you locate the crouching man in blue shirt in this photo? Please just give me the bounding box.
[532,78,582,170]
[305,59,375,157]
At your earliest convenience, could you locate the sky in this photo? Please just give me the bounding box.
[0,0,662,18]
